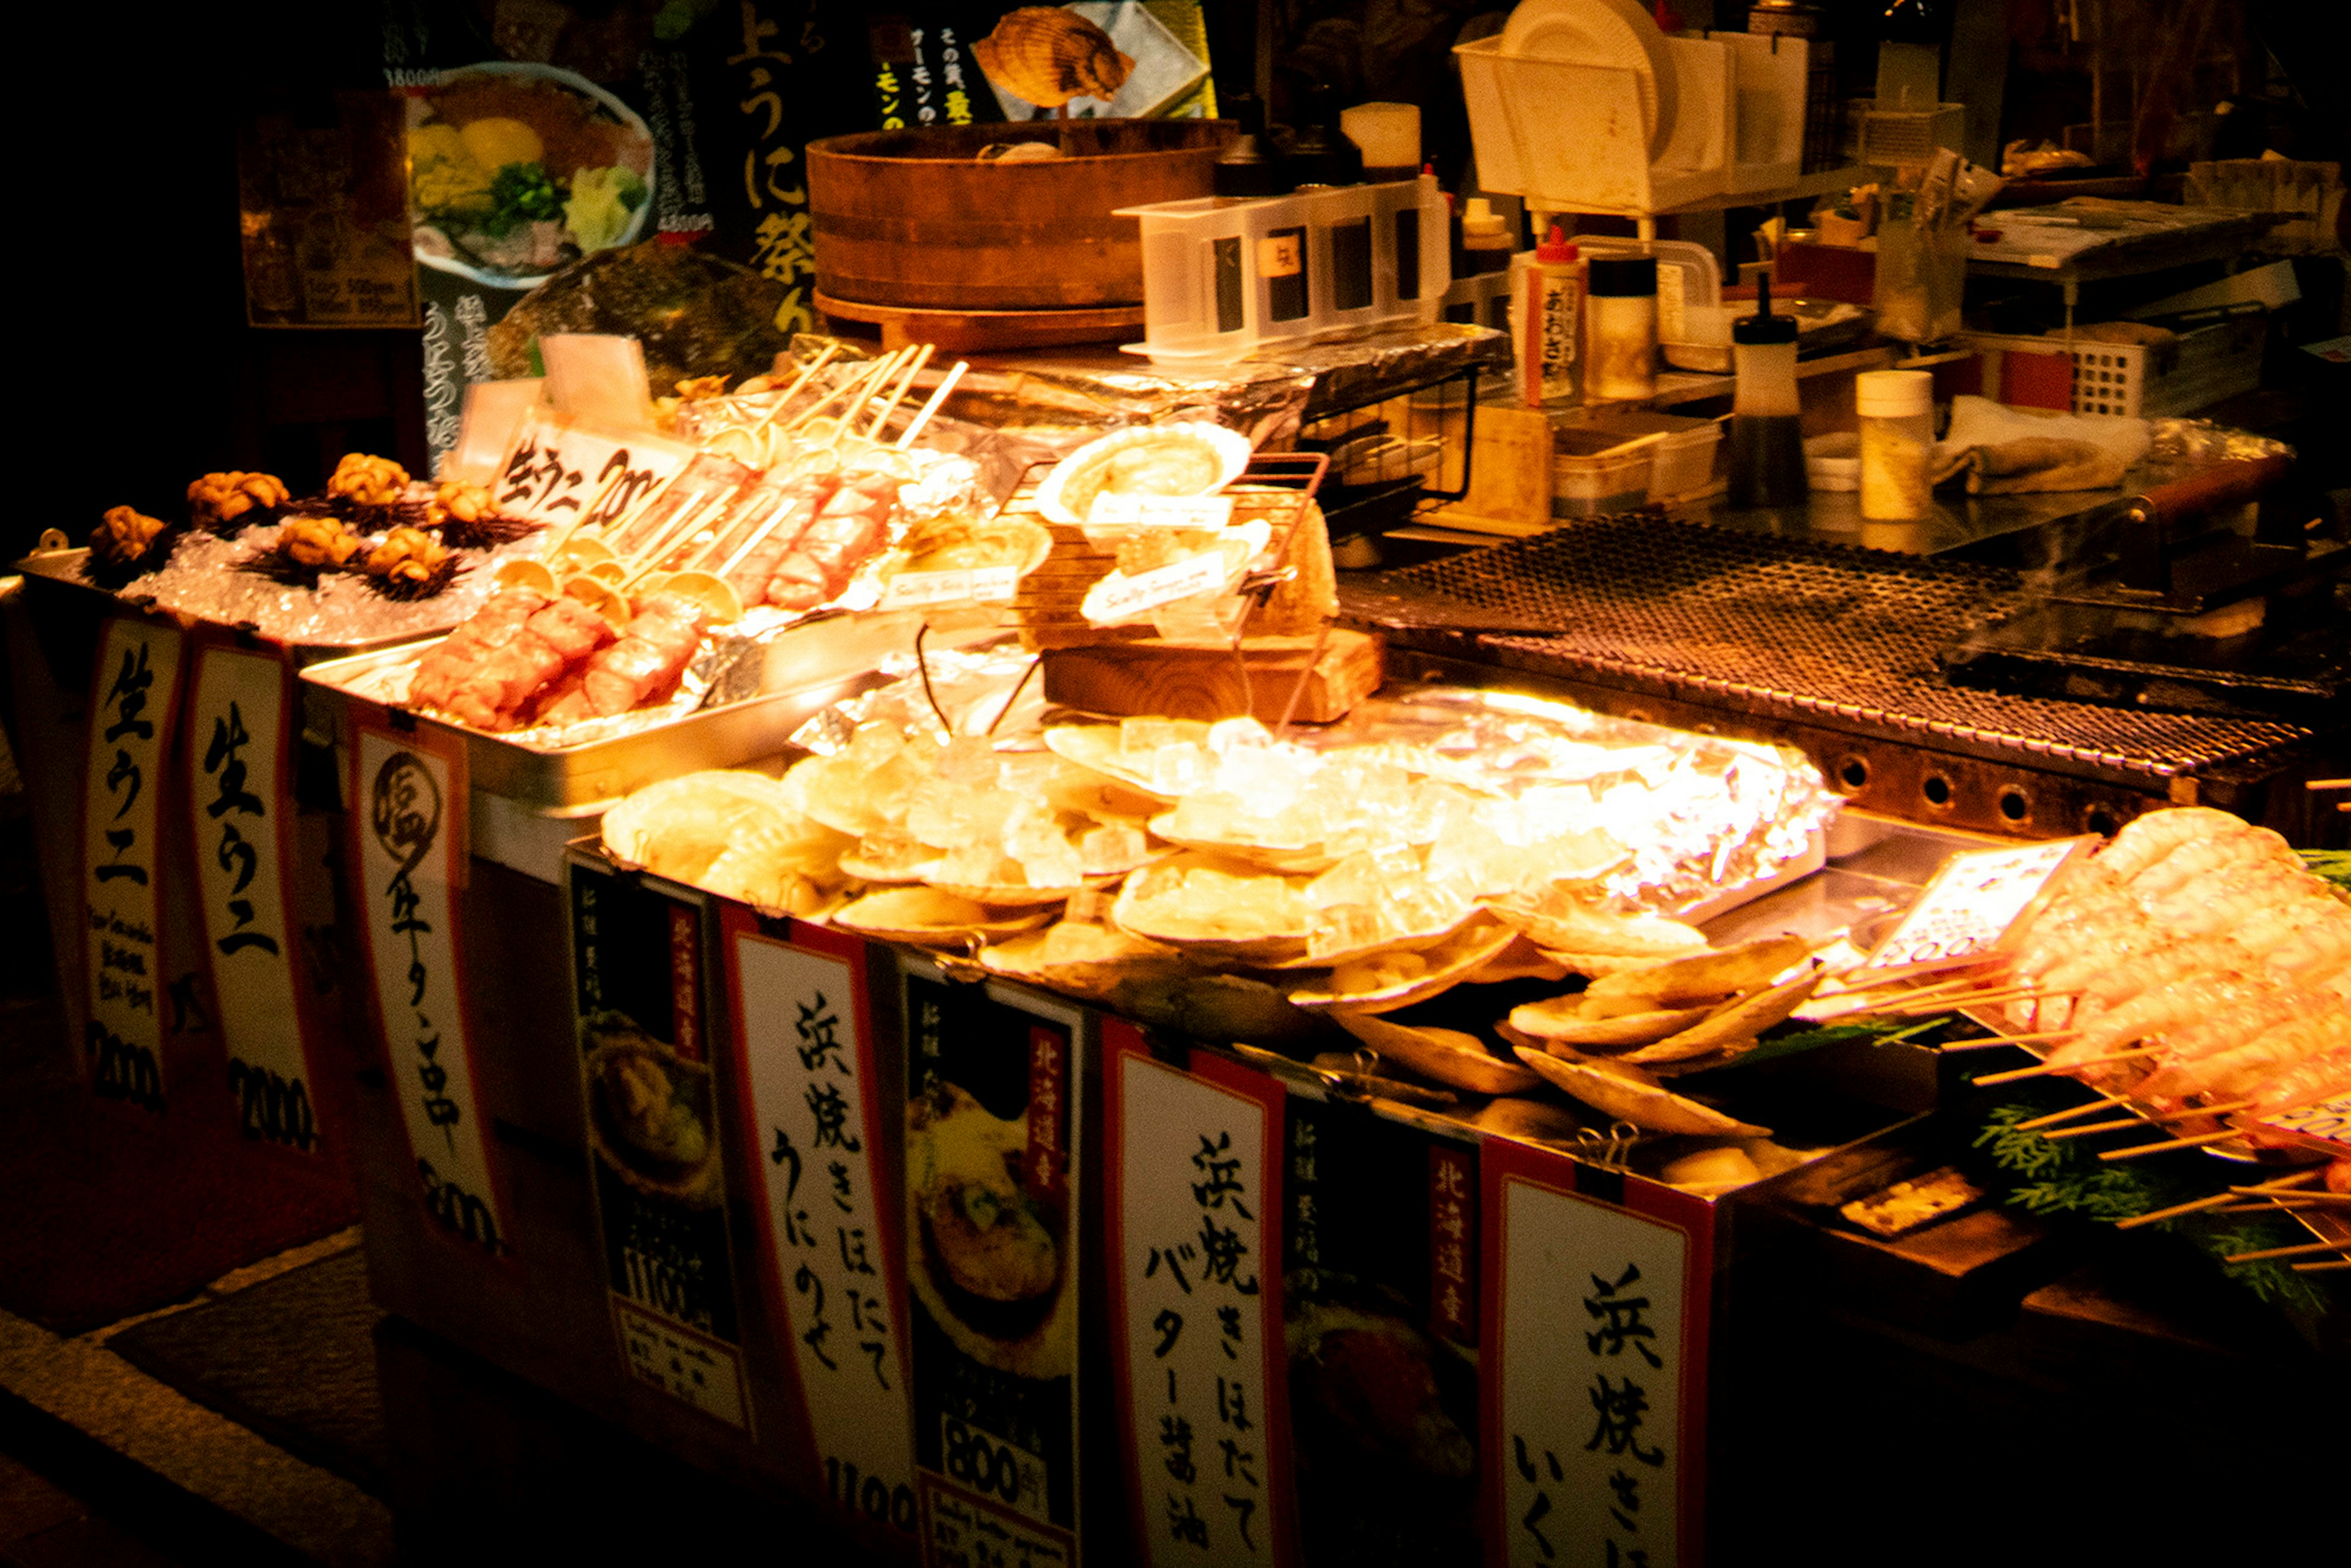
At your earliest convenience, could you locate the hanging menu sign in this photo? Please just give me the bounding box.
[351,725,509,1255]
[1482,1139,1711,1568]
[1106,1024,1294,1568]
[723,908,915,1526]
[81,619,187,1111]
[571,855,750,1430]
[186,645,323,1154]
[494,419,696,528]
[902,964,1086,1568]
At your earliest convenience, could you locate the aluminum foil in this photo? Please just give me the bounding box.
[2145,418,2294,467]
[786,648,1842,914]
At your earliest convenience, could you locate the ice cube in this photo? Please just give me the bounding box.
[1307,902,1387,959]
[1076,822,1147,875]
[1206,716,1273,754]
[1149,742,1209,797]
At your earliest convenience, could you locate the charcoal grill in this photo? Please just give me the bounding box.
[1344,519,2347,842]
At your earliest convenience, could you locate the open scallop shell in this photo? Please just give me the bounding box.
[1578,935,1817,1016]
[1040,722,1202,804]
[1146,820,1339,876]
[1507,996,1715,1049]
[1033,423,1253,527]
[834,887,1051,946]
[1331,1014,1540,1097]
[928,873,1120,909]
[978,924,1188,1002]
[1286,917,1520,1014]
[1110,852,1318,965]
[1616,968,1823,1064]
[1263,905,1480,972]
[1513,1047,1771,1137]
[1491,896,1707,959]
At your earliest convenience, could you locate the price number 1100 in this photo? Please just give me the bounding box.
[825,1455,917,1533]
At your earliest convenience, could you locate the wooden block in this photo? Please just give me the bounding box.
[1041,629,1384,724]
[1420,402,1554,535]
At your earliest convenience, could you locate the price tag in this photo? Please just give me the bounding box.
[493,417,695,526]
[1857,836,2096,980]
[1086,494,1236,530]
[1483,1138,1706,1568]
[1257,234,1302,279]
[81,618,187,1111]
[2260,1093,2351,1150]
[1106,1023,1292,1567]
[187,645,323,1154]
[902,965,1085,1566]
[724,911,916,1531]
[1083,551,1231,627]
[351,726,510,1255]
[572,857,751,1430]
[877,563,1022,611]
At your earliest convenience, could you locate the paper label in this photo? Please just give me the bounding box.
[2261,1093,2351,1150]
[571,859,749,1430]
[1656,264,1687,346]
[1084,552,1230,627]
[727,915,918,1528]
[904,968,1085,1564]
[1486,1147,1694,1568]
[1109,1029,1290,1567]
[494,418,695,526]
[1429,1144,1479,1345]
[1257,235,1302,280]
[1859,837,2094,979]
[81,619,187,1112]
[878,564,1022,611]
[1087,494,1237,530]
[613,1300,750,1427]
[188,646,321,1153]
[352,727,509,1254]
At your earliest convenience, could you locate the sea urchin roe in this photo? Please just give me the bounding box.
[328,453,411,507]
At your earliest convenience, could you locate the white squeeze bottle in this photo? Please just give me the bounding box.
[1515,223,1583,405]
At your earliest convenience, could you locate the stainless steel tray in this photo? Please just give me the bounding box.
[298,613,922,808]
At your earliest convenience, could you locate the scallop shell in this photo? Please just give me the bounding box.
[1286,917,1519,1015]
[1033,424,1253,527]
[1110,852,1318,965]
[972,7,1136,109]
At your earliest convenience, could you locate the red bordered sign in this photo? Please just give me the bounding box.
[1104,1021,1298,1568]
[80,617,189,1113]
[348,721,512,1257]
[1481,1137,1714,1568]
[721,907,918,1544]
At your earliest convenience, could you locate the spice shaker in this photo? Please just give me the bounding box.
[1856,370,1935,520]
[1586,257,1658,400]
[1727,277,1807,507]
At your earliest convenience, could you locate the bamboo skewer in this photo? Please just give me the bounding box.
[1972,1045,2156,1085]
[2017,1097,2132,1130]
[865,344,934,440]
[2115,1169,2320,1229]
[750,342,843,433]
[2292,1259,2350,1272]
[2042,1097,2260,1140]
[2098,1128,2243,1161]
[617,493,733,589]
[2221,1238,2351,1263]
[895,361,967,451]
[1869,986,2058,1016]
[2304,778,2351,790]
[2230,1179,2345,1196]
[2212,1195,2351,1214]
[1824,966,2006,1000]
[2044,1117,2154,1141]
[1941,1030,2081,1052]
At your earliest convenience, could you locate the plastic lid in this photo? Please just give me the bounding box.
[1856,369,1935,416]
[1586,257,1657,296]
[1462,197,1509,240]
[1535,223,1578,263]
[1733,310,1798,344]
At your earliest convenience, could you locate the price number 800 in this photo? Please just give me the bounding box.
[942,1414,1043,1514]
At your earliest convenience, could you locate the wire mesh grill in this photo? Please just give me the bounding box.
[1367,519,2322,777]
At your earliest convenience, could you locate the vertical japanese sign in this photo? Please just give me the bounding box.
[1106,1024,1293,1568]
[1280,1098,1482,1566]
[727,0,825,333]
[572,856,751,1430]
[902,964,1085,1568]
[187,644,324,1153]
[1482,1139,1711,1568]
[723,907,914,1528]
[81,619,187,1111]
[350,725,509,1255]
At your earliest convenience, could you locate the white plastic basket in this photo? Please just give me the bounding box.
[1960,313,2268,418]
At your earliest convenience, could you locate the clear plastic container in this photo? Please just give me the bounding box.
[1120,176,1451,362]
[1558,409,1722,503]
[1552,427,1653,517]
[1856,369,1935,520]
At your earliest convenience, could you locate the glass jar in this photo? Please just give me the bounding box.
[1586,257,1658,400]
[1856,370,1935,520]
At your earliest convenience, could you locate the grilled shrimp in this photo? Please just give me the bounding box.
[2150,859,2330,939]
[2173,1016,2351,1105]
[2124,823,2295,901]
[2094,806,2246,880]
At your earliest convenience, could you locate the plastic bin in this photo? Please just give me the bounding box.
[1119,176,1449,362]
[1553,428,1653,517]
[1557,408,1723,505]
[1958,312,2268,418]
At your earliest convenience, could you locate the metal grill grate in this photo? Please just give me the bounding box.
[1363,520,2322,777]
